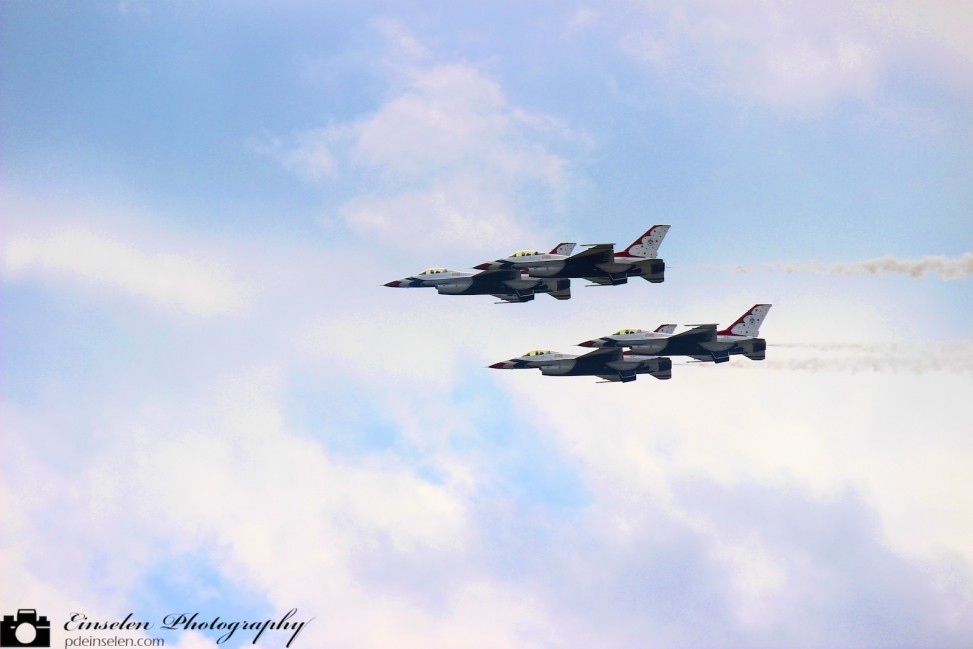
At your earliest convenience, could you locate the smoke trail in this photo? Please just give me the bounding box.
[694,341,973,374]
[732,253,973,280]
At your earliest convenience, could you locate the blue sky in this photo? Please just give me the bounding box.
[3,2,973,648]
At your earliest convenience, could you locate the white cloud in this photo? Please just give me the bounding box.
[270,25,577,255]
[565,8,600,38]
[620,0,973,109]
[1,364,573,649]
[260,128,342,181]
[374,17,431,63]
[859,0,973,70]
[493,294,973,565]
[711,533,788,630]
[6,233,973,648]
[3,229,249,317]
[4,12,971,647]
[337,176,540,256]
[493,366,973,644]
[352,63,565,182]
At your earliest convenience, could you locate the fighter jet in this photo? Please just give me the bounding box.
[383,267,571,303]
[579,304,772,364]
[475,225,669,286]
[489,347,672,383]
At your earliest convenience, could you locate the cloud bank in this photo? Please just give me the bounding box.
[264,25,579,256]
[616,0,973,109]
[3,229,249,317]
[4,8,972,649]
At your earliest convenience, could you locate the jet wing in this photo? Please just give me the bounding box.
[669,324,718,343]
[689,351,729,363]
[492,293,533,303]
[467,268,521,291]
[572,347,624,372]
[569,244,614,262]
[582,349,668,383]
[647,324,719,356]
[473,269,538,302]
[582,276,618,286]
[471,268,520,282]
[555,244,615,276]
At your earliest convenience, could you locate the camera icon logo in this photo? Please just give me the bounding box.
[0,610,51,648]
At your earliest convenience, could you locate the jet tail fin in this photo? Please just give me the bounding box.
[654,324,677,334]
[718,304,772,337]
[550,242,576,256]
[617,225,670,259]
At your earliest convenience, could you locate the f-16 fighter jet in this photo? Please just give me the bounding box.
[579,304,772,364]
[489,347,672,383]
[383,267,571,303]
[475,225,669,286]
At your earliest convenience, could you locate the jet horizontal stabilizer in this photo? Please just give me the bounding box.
[492,293,535,303]
[584,275,628,286]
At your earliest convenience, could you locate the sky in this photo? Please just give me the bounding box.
[2,1,973,648]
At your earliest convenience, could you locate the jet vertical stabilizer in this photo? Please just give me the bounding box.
[717,304,772,337]
[617,225,670,259]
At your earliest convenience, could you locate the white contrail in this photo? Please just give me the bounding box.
[695,341,973,374]
[731,253,973,280]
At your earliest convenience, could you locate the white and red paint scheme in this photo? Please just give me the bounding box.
[489,348,672,383]
[475,225,670,286]
[579,304,772,363]
[383,267,571,303]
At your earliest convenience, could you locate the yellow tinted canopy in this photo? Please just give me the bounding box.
[510,250,542,257]
[612,328,644,335]
[524,350,552,357]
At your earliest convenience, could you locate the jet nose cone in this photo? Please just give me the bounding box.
[488,361,507,369]
[473,263,491,271]
[383,280,402,287]
[578,340,596,347]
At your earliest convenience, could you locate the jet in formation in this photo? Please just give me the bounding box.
[490,305,771,383]
[476,225,669,286]
[383,225,669,303]
[489,348,672,383]
[383,266,571,304]
[383,242,574,303]
[579,304,771,364]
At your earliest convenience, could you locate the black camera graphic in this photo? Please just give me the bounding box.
[0,610,50,648]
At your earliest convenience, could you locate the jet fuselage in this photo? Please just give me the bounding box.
[384,268,570,303]
[489,349,672,382]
